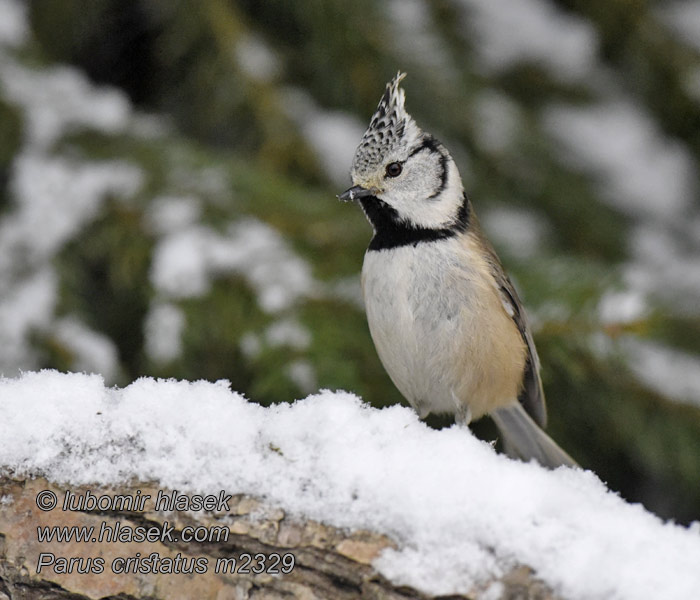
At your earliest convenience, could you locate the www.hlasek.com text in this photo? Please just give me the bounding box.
[37,520,229,544]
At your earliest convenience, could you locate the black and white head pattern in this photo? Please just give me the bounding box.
[350,72,467,235]
[351,72,422,180]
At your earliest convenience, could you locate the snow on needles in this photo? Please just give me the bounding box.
[542,100,695,221]
[150,217,318,313]
[456,0,598,82]
[1,371,699,600]
[0,9,143,378]
[0,0,28,48]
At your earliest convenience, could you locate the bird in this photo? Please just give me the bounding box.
[339,72,576,469]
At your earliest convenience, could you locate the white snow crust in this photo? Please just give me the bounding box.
[1,370,699,600]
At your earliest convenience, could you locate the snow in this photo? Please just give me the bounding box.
[239,332,263,358]
[542,100,696,221]
[542,98,700,315]
[145,195,202,235]
[658,2,700,53]
[387,0,454,76]
[472,89,522,154]
[0,154,141,376]
[457,0,599,82]
[1,370,699,599]
[0,10,697,597]
[621,339,700,408]
[597,290,648,325]
[234,33,280,83]
[150,218,318,312]
[4,154,142,272]
[0,269,56,374]
[236,320,315,393]
[330,274,365,308]
[0,14,145,377]
[144,303,186,364]
[51,318,120,382]
[281,87,367,186]
[482,205,547,259]
[1,63,132,151]
[264,318,311,350]
[0,0,28,48]
[625,223,700,315]
[285,359,317,394]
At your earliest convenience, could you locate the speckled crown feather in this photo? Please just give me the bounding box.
[351,72,422,178]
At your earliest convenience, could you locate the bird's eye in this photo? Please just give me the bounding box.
[385,162,403,178]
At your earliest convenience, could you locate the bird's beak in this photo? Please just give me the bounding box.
[337,185,375,202]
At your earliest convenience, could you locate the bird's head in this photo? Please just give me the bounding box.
[340,72,465,231]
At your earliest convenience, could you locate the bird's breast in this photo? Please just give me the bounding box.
[361,237,526,419]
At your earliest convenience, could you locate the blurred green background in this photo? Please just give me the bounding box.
[1,0,699,523]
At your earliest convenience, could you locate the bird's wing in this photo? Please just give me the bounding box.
[477,231,548,428]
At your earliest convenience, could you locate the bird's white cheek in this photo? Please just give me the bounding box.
[382,160,464,230]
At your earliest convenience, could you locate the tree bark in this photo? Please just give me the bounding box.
[0,477,556,600]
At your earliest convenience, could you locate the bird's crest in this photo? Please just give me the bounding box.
[351,72,422,178]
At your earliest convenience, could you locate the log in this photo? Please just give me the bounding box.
[0,477,556,599]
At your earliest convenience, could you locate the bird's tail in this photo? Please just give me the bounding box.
[491,403,578,469]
